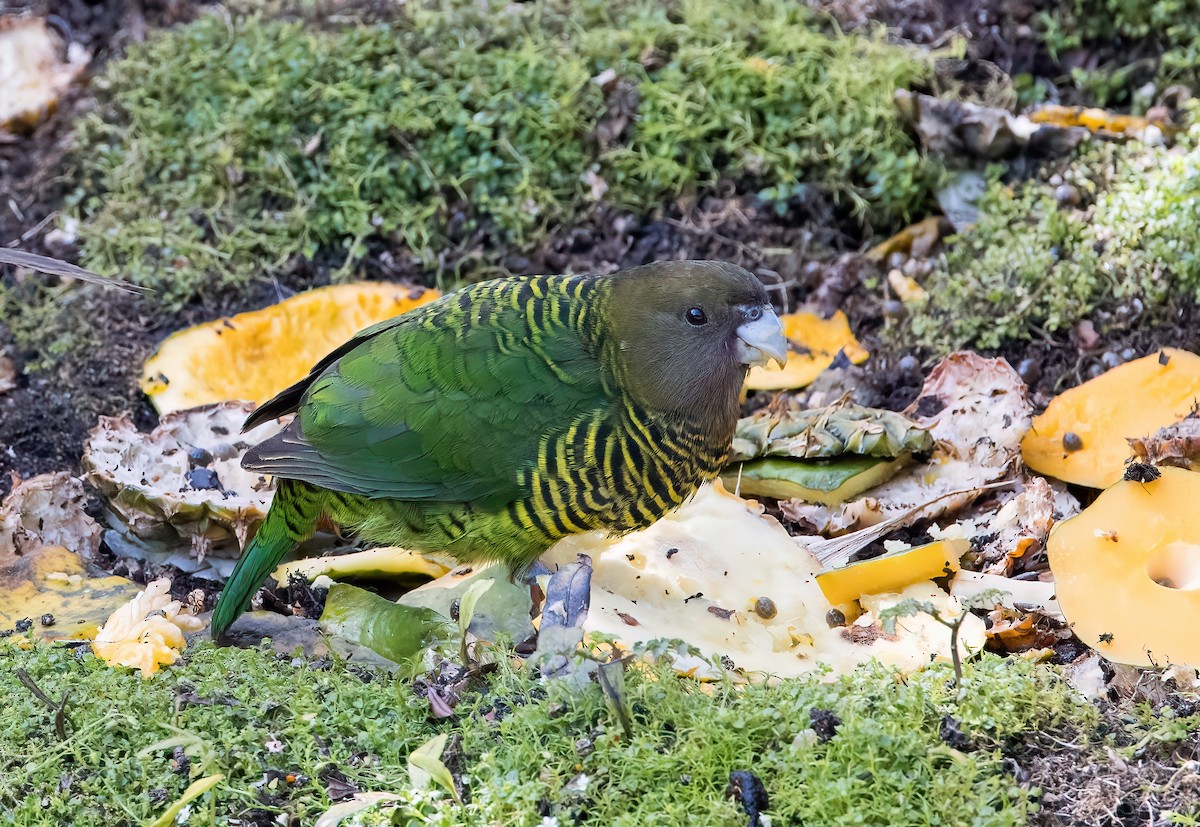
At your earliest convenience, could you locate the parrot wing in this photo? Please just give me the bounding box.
[242,284,606,505]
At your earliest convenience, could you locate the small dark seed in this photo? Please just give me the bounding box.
[39,614,55,627]
[825,609,847,628]
[1062,432,1083,452]
[753,597,777,619]
[449,598,461,622]
[1016,357,1041,387]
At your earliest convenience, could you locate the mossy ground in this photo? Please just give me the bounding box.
[55,0,936,310]
[898,129,1200,359]
[0,640,1110,826]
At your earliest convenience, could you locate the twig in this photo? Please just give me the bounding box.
[16,668,71,740]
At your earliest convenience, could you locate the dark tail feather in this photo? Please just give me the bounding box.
[210,480,321,640]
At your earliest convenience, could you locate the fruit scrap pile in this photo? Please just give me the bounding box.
[7,282,1200,682]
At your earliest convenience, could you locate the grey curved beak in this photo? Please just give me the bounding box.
[735,306,787,369]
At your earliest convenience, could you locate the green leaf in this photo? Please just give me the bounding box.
[456,578,495,639]
[407,734,461,804]
[149,773,224,827]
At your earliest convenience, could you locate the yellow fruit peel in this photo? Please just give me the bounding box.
[141,283,440,414]
[1048,466,1200,668]
[273,547,450,584]
[816,539,967,606]
[745,311,869,391]
[0,545,141,641]
[1021,349,1200,488]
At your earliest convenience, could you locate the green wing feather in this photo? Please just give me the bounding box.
[210,479,322,639]
[242,278,606,502]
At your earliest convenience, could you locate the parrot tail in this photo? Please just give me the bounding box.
[210,479,323,640]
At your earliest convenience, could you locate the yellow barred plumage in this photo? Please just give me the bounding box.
[341,273,734,553]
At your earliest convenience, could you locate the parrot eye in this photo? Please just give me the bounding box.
[744,305,763,321]
[685,307,708,326]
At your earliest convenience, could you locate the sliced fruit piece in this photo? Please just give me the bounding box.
[91,578,204,677]
[0,545,140,641]
[542,482,985,679]
[724,454,911,506]
[1021,349,1200,488]
[1048,466,1200,668]
[141,282,440,414]
[744,310,868,391]
[273,547,450,585]
[83,401,286,549]
[816,539,967,606]
[730,399,932,462]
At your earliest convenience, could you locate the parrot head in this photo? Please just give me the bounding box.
[605,260,786,426]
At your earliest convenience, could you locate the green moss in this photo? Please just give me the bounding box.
[903,134,1200,353]
[0,639,1093,826]
[0,282,103,372]
[1041,0,1200,107]
[61,0,937,311]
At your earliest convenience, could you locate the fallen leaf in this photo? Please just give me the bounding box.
[149,774,224,827]
[1028,103,1171,143]
[887,269,928,304]
[1127,409,1200,470]
[895,90,1087,161]
[865,216,954,264]
[314,792,404,827]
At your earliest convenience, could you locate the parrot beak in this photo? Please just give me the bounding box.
[735,305,788,369]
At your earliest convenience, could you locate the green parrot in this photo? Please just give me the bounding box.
[211,260,787,640]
